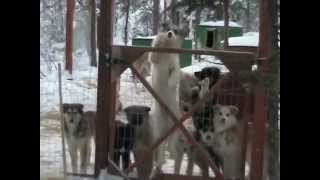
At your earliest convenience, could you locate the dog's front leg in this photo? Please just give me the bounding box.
[69,146,78,173]
[174,152,183,174]
[122,151,131,170]
[154,143,166,170]
[133,145,153,180]
[80,143,91,173]
[186,152,194,175]
[168,68,180,89]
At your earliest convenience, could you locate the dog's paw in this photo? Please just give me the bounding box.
[199,77,210,98]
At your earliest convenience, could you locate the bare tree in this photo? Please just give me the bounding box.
[266,0,280,180]
[124,0,131,45]
[89,0,97,66]
[153,0,160,34]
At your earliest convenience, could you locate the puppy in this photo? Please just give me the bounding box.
[124,105,153,180]
[62,103,93,173]
[211,104,243,179]
[149,28,184,173]
[210,104,269,180]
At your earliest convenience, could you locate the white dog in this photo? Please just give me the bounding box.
[149,29,184,173]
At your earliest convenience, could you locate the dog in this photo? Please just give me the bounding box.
[62,103,94,173]
[211,104,269,180]
[123,105,153,180]
[113,120,135,170]
[149,28,185,173]
[210,104,244,179]
[178,72,223,175]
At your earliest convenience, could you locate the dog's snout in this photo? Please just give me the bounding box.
[221,118,226,123]
[206,135,211,140]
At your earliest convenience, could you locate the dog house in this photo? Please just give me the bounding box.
[49,0,276,179]
[132,36,193,68]
[195,21,243,49]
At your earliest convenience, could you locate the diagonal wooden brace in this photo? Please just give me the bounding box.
[125,64,229,180]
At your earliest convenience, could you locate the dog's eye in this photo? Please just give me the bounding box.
[70,118,74,123]
[210,128,214,132]
[219,112,222,116]
[226,113,230,117]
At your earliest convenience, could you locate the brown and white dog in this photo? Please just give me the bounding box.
[62,103,95,173]
[210,104,269,180]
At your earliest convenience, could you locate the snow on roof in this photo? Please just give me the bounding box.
[223,32,259,47]
[199,20,242,27]
[134,36,192,40]
[135,35,157,39]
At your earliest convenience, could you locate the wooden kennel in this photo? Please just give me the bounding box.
[64,0,272,179]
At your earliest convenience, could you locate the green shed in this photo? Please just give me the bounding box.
[132,36,192,68]
[195,21,243,49]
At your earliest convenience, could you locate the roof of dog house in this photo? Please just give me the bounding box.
[199,20,242,27]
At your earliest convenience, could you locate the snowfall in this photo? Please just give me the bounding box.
[40,30,259,180]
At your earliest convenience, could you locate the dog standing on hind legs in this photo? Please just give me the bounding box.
[149,28,185,174]
[62,103,94,174]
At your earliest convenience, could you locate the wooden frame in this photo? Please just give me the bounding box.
[63,0,270,179]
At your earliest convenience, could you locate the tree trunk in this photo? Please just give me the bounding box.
[57,0,65,42]
[90,0,97,66]
[124,0,131,45]
[215,1,224,20]
[266,0,280,179]
[245,0,251,32]
[163,0,167,22]
[152,0,160,35]
[170,0,180,26]
[223,0,229,49]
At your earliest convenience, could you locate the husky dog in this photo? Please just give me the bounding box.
[192,67,221,130]
[124,105,153,180]
[178,74,222,175]
[62,103,94,173]
[149,28,185,173]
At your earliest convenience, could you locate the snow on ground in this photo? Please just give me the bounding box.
[40,46,243,179]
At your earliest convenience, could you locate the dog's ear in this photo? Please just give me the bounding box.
[194,71,201,79]
[213,104,221,113]
[229,105,239,115]
[144,106,151,112]
[62,103,69,113]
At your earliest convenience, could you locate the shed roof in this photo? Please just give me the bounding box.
[199,20,242,27]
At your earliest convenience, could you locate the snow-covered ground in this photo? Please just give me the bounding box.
[40,46,233,179]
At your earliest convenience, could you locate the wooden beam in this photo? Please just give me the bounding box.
[65,0,74,74]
